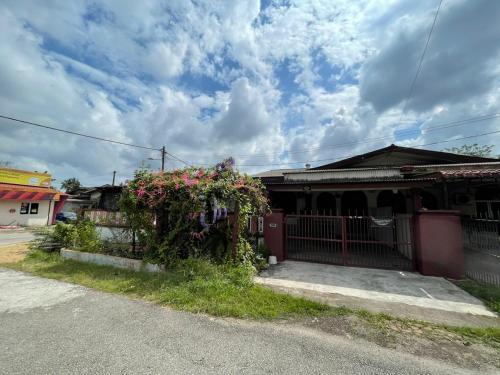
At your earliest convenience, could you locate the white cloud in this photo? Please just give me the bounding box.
[1,0,500,185]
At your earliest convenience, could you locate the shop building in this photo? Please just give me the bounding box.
[0,167,68,227]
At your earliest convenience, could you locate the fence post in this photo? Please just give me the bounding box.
[263,209,285,261]
[414,210,464,278]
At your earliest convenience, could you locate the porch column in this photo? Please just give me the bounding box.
[442,182,450,209]
[414,210,464,279]
[335,195,341,216]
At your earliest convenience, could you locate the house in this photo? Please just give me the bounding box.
[0,167,68,227]
[64,185,123,213]
[62,184,126,228]
[256,144,500,218]
[255,145,500,276]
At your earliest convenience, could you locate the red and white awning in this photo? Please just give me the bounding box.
[0,183,65,201]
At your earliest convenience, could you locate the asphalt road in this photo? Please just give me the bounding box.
[0,268,493,375]
[0,231,36,245]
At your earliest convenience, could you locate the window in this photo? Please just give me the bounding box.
[30,203,39,214]
[20,202,40,215]
[20,203,29,215]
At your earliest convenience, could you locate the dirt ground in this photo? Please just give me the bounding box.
[0,243,29,264]
[281,314,500,370]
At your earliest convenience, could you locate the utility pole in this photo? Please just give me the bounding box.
[161,146,166,171]
[112,171,116,186]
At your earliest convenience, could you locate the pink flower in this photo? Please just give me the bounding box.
[195,169,205,178]
[185,178,198,186]
[187,212,199,220]
[136,187,146,198]
[175,182,181,190]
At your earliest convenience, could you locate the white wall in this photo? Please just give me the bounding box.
[0,200,53,226]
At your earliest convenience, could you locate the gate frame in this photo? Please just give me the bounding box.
[282,213,416,271]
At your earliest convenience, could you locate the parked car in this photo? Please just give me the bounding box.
[55,212,77,223]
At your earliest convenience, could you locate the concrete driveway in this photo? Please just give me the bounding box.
[0,230,36,246]
[256,261,498,325]
[0,268,493,375]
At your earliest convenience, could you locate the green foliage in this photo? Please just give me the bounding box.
[32,221,103,253]
[9,251,327,319]
[455,279,500,313]
[443,143,494,158]
[120,158,270,265]
[253,241,271,271]
[60,177,81,194]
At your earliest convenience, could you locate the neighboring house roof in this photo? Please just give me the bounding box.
[85,184,122,193]
[70,184,122,198]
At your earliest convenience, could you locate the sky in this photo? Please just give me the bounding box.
[1,0,500,187]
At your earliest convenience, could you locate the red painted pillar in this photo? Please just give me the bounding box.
[411,189,423,211]
[414,210,464,279]
[51,194,68,224]
[263,209,285,261]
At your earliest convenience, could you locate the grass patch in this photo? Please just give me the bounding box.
[2,250,329,319]
[2,251,499,348]
[455,279,500,313]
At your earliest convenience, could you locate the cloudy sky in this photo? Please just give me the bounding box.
[1,0,499,187]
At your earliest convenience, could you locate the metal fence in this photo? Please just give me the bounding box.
[462,218,500,286]
[285,214,414,271]
[84,209,128,227]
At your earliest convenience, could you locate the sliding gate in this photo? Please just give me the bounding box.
[285,214,414,271]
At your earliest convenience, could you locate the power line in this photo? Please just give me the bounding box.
[398,0,443,120]
[0,114,158,151]
[164,150,191,166]
[224,129,500,168]
[185,112,500,163]
[0,113,192,168]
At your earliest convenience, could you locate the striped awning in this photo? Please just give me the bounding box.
[0,183,64,201]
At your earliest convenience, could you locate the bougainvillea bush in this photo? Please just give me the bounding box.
[120,158,269,265]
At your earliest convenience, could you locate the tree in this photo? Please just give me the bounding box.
[120,158,270,264]
[443,143,494,158]
[61,178,81,194]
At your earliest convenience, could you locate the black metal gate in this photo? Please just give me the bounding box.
[285,214,414,271]
[462,218,500,286]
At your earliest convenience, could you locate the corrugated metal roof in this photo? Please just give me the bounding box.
[284,168,401,182]
[266,177,437,185]
[253,168,305,178]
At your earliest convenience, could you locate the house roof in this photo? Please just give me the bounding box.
[283,167,402,182]
[252,168,305,178]
[312,144,498,170]
[86,184,122,193]
[256,145,500,187]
